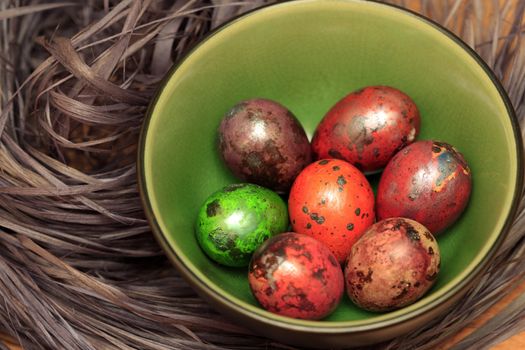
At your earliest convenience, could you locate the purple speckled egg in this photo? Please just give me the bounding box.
[218,99,312,193]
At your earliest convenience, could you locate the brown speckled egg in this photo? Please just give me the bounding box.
[376,140,472,234]
[344,218,440,312]
[249,232,344,320]
[312,86,420,173]
[288,159,375,263]
[218,98,312,193]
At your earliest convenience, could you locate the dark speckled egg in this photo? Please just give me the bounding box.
[376,140,472,234]
[218,98,312,193]
[312,86,420,173]
[249,232,344,320]
[195,183,288,267]
[288,159,375,263]
[345,218,440,312]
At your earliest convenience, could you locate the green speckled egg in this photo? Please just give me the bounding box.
[195,183,289,267]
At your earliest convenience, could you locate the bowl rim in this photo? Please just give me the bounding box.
[137,0,524,334]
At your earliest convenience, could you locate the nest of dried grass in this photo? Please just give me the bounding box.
[0,1,523,349]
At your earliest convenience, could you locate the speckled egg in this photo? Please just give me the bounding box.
[312,86,420,173]
[288,159,375,263]
[195,183,288,267]
[218,98,312,193]
[345,218,440,312]
[376,140,472,234]
[249,232,344,320]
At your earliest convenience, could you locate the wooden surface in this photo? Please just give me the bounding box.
[440,279,525,349]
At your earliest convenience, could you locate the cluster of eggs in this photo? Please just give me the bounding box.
[195,86,472,320]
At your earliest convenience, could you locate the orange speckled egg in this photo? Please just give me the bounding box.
[288,159,375,263]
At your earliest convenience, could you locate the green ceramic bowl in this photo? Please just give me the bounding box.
[139,0,523,347]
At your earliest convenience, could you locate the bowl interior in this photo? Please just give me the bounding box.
[141,0,519,327]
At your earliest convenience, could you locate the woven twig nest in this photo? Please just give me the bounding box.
[0,1,524,349]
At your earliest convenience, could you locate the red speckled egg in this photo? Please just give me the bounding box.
[376,140,472,234]
[219,98,312,193]
[249,232,344,320]
[345,218,440,312]
[312,86,420,173]
[288,159,375,263]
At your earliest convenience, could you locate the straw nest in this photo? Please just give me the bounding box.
[0,1,524,349]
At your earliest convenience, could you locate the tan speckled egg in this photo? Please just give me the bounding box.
[344,218,440,312]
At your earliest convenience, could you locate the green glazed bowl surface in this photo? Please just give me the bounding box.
[139,0,523,347]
